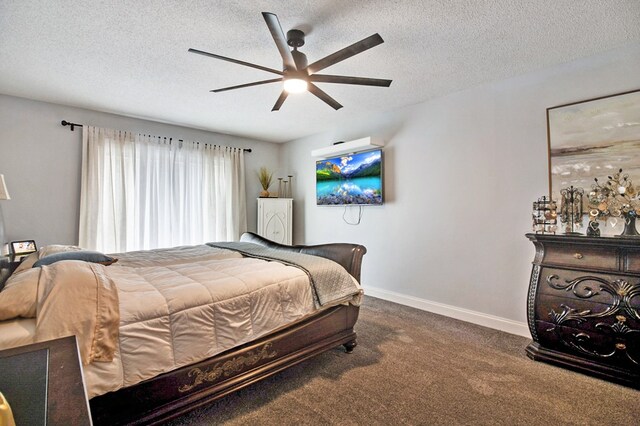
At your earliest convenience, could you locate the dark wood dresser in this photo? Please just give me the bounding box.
[526,233,640,387]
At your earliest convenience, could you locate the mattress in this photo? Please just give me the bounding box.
[0,318,36,349]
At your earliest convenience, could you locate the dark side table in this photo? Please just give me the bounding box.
[0,255,22,289]
[0,336,92,425]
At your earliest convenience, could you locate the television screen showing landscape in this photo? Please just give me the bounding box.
[316,149,383,205]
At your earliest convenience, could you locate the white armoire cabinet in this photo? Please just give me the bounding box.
[257,198,293,245]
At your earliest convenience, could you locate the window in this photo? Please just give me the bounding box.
[79,127,246,252]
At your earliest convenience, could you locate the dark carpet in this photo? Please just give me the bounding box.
[166,296,639,425]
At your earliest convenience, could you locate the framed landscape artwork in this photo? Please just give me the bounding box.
[547,89,640,205]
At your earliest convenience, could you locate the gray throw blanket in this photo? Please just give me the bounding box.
[207,242,361,307]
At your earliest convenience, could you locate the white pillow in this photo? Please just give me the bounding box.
[38,244,84,259]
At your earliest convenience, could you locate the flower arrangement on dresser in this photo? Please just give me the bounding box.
[588,168,640,237]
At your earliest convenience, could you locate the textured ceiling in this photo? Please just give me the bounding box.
[1,1,639,143]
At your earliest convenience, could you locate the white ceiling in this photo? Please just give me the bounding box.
[1,1,639,143]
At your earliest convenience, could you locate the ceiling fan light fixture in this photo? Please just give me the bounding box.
[283,78,308,94]
[190,12,391,110]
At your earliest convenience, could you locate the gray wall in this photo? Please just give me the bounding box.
[0,95,280,247]
[280,43,640,331]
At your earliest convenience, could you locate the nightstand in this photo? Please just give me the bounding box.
[0,336,92,425]
[0,255,22,289]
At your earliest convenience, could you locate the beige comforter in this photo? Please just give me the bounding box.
[37,261,119,364]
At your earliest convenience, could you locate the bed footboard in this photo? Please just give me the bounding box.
[90,304,360,425]
[240,232,367,282]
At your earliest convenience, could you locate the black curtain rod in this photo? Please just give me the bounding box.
[61,120,252,153]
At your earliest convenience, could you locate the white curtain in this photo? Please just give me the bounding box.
[79,126,247,252]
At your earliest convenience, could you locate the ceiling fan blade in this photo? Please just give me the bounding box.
[308,83,343,110]
[188,48,283,75]
[305,34,384,75]
[262,12,297,71]
[272,91,289,111]
[211,78,282,93]
[309,74,392,87]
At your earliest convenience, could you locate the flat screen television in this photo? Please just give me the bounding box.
[316,149,383,206]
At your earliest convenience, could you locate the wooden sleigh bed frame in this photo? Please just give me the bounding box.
[89,232,367,425]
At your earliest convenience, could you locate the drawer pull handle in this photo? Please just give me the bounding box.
[615,343,626,350]
[573,253,584,259]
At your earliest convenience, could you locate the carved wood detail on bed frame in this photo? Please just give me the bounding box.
[89,233,366,425]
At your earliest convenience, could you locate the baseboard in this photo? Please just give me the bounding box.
[365,286,531,338]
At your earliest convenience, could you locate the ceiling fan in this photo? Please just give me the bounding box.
[188,12,392,111]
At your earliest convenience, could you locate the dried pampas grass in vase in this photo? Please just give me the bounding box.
[258,167,273,197]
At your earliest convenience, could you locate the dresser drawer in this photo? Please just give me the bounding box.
[623,250,640,273]
[535,320,640,371]
[542,245,618,270]
[535,293,640,332]
[534,267,640,301]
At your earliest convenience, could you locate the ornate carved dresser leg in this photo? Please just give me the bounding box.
[343,340,357,353]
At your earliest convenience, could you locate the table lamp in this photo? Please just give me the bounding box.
[0,174,10,254]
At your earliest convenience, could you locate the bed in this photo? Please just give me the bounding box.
[0,232,366,425]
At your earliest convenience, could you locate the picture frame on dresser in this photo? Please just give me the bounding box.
[546,89,640,206]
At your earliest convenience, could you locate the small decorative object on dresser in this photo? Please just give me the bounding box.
[559,186,583,234]
[257,166,273,197]
[274,175,294,198]
[287,174,293,197]
[525,233,640,388]
[586,220,600,237]
[588,168,640,237]
[532,196,557,234]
